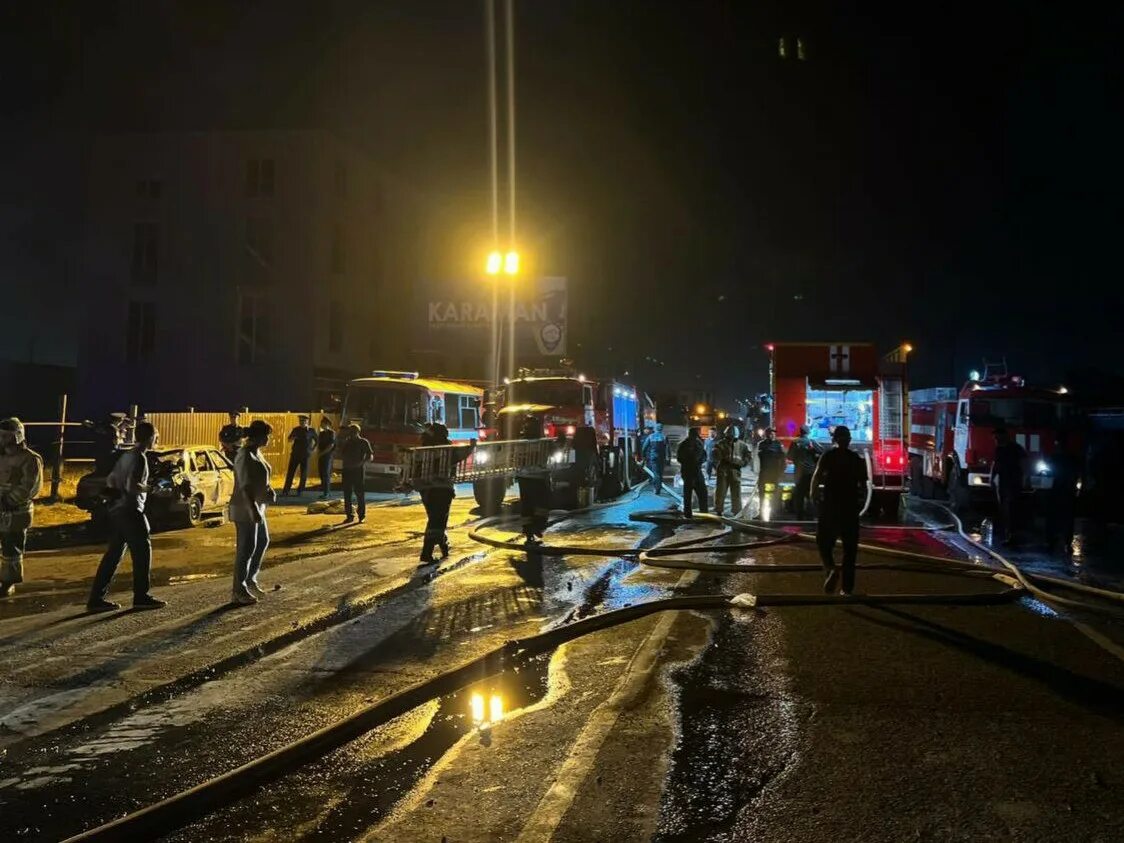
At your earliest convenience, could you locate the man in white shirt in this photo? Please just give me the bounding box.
[87,422,166,612]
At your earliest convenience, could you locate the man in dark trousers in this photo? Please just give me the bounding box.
[787,424,823,520]
[991,427,1027,546]
[338,423,373,523]
[755,427,786,517]
[87,421,166,611]
[811,425,868,595]
[218,411,244,463]
[676,427,708,518]
[1046,431,1081,555]
[517,414,552,543]
[316,417,336,498]
[283,415,317,495]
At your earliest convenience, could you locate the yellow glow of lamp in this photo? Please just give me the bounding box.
[486,251,503,275]
[695,404,707,415]
[903,343,913,354]
[503,250,520,275]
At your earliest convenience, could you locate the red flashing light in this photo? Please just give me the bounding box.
[766,343,775,352]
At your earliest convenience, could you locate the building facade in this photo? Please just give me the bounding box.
[78,130,389,416]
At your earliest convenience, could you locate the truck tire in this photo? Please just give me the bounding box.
[473,477,507,516]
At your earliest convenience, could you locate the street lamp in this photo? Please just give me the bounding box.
[485,249,520,389]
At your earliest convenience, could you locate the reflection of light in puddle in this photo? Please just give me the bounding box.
[761,498,772,522]
[469,692,505,727]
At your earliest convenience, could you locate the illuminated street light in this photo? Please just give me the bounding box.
[486,250,503,275]
[903,343,913,354]
[504,250,520,275]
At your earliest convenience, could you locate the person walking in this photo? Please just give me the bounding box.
[811,425,868,595]
[1046,431,1081,555]
[229,420,275,606]
[416,423,473,564]
[755,427,786,517]
[316,417,336,498]
[218,411,244,463]
[87,421,166,612]
[0,419,43,598]
[713,426,751,516]
[283,415,317,496]
[787,424,822,520]
[991,427,1027,546]
[704,428,719,479]
[676,427,708,518]
[339,423,373,523]
[641,422,669,494]
[517,414,552,543]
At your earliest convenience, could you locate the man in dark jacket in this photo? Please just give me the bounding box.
[641,423,668,494]
[283,415,317,496]
[316,417,336,498]
[338,423,373,523]
[786,424,823,519]
[218,411,244,463]
[517,415,552,542]
[811,425,868,595]
[991,427,1027,546]
[1046,431,1081,555]
[756,427,786,517]
[677,427,708,518]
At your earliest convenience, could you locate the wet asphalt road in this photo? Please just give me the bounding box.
[1,479,1123,842]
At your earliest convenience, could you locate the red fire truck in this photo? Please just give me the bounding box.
[769,342,909,518]
[340,371,484,483]
[496,371,642,446]
[908,362,1074,507]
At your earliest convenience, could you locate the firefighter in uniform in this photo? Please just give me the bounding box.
[713,426,751,516]
[641,422,668,493]
[517,415,552,543]
[0,419,43,598]
[811,425,868,595]
[416,423,473,564]
[676,427,708,518]
[755,427,786,516]
[991,427,1027,546]
[787,425,823,520]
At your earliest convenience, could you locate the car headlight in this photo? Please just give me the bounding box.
[1035,460,1049,474]
[475,451,490,465]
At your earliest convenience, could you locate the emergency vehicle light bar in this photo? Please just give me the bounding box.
[370,370,419,380]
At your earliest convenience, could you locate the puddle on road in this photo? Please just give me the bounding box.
[296,654,553,840]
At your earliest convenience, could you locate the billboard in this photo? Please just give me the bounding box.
[417,276,567,357]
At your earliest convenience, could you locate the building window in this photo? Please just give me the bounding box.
[131,221,159,285]
[334,161,347,197]
[126,301,155,362]
[136,179,162,200]
[328,300,343,352]
[238,294,271,364]
[246,217,273,265]
[246,158,275,198]
[331,224,345,274]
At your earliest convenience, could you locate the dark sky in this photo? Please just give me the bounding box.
[3,1,1122,400]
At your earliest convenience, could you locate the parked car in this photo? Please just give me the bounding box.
[75,445,236,529]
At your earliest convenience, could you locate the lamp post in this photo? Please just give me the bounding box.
[486,249,520,387]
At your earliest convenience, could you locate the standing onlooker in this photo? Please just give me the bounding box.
[642,423,669,494]
[991,427,1027,546]
[218,411,244,463]
[87,421,166,612]
[316,417,336,498]
[0,419,43,598]
[1046,431,1081,555]
[811,425,868,595]
[416,423,473,563]
[755,427,786,516]
[283,415,317,496]
[787,424,823,520]
[229,420,275,605]
[339,423,373,523]
[676,427,708,518]
[704,428,719,479]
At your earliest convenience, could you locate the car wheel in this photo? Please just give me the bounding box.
[175,495,204,529]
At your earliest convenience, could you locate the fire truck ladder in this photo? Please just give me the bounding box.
[398,438,571,488]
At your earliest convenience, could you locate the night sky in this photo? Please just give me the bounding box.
[3,1,1122,402]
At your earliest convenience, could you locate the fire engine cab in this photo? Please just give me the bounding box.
[769,342,909,519]
[909,362,1074,506]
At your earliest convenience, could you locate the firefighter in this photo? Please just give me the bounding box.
[787,424,823,520]
[1046,430,1081,555]
[704,428,719,479]
[0,419,43,598]
[282,415,317,496]
[713,426,751,516]
[811,425,868,595]
[517,414,552,543]
[991,427,1027,547]
[676,427,707,518]
[416,423,473,564]
[218,411,244,463]
[641,422,668,494]
[339,423,373,523]
[316,417,336,498]
[756,427,786,517]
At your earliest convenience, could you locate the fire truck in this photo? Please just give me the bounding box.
[769,342,909,519]
[908,362,1074,507]
[340,371,484,484]
[495,370,644,494]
